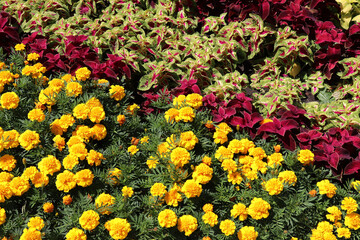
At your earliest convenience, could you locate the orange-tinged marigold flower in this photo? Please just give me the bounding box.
[38,155,61,176]
[177,215,198,236]
[91,124,107,141]
[19,227,41,240]
[39,87,57,105]
[31,171,49,188]
[104,218,131,240]
[0,207,5,225]
[170,147,190,167]
[86,150,105,166]
[43,202,54,213]
[202,203,213,213]
[75,169,94,187]
[146,156,158,169]
[278,171,297,186]
[345,212,360,230]
[126,103,139,115]
[165,108,180,123]
[56,170,76,192]
[185,93,203,109]
[1,129,19,149]
[178,107,195,122]
[158,209,177,228]
[317,179,337,198]
[95,193,115,215]
[326,206,342,222]
[237,226,258,240]
[1,92,19,109]
[28,109,45,122]
[173,95,186,108]
[0,182,12,203]
[164,183,182,207]
[128,145,139,156]
[69,143,88,160]
[27,52,40,61]
[179,131,198,150]
[150,182,167,197]
[62,154,79,170]
[15,43,25,51]
[309,189,317,197]
[264,178,284,195]
[9,177,30,196]
[192,163,213,184]
[248,197,271,220]
[220,219,236,236]
[19,130,40,151]
[73,103,90,120]
[79,210,100,231]
[337,227,351,239]
[0,154,16,171]
[27,216,45,230]
[109,85,125,101]
[181,179,202,198]
[202,212,218,227]
[0,171,13,183]
[117,114,126,125]
[267,152,284,168]
[63,195,73,205]
[0,71,13,85]
[66,82,83,97]
[53,135,65,151]
[75,67,91,81]
[88,106,105,123]
[65,228,87,240]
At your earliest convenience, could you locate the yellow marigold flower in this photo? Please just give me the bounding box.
[228,139,243,154]
[31,171,49,188]
[173,95,186,108]
[177,215,198,236]
[165,108,180,123]
[122,186,134,198]
[341,197,358,214]
[179,131,198,150]
[66,82,82,97]
[248,197,271,220]
[1,92,19,109]
[21,166,38,181]
[38,87,57,105]
[75,169,94,187]
[1,129,19,149]
[0,183,12,202]
[181,179,202,198]
[108,168,122,185]
[79,210,100,231]
[298,149,314,165]
[202,212,218,227]
[267,152,284,168]
[164,183,182,207]
[27,216,45,230]
[43,202,54,213]
[178,107,195,122]
[15,43,25,51]
[219,219,236,236]
[95,193,115,215]
[221,159,237,173]
[158,209,177,228]
[213,130,229,144]
[38,155,61,176]
[117,114,126,125]
[27,52,40,61]
[170,147,190,167]
[61,74,75,83]
[59,114,75,128]
[50,119,65,135]
[0,171,13,183]
[317,179,337,198]
[62,154,79,170]
[326,206,342,222]
[337,227,351,239]
[9,177,30,196]
[128,145,139,156]
[0,207,5,225]
[185,93,203,109]
[278,171,297,186]
[248,147,267,160]
[97,79,109,87]
[53,135,65,151]
[91,124,107,141]
[309,189,317,197]
[311,221,335,239]
[231,203,248,221]
[150,182,167,197]
[227,171,243,185]
[48,78,65,93]
[65,228,87,240]
[0,154,16,171]
[69,143,88,160]
[345,212,360,230]
[146,156,158,169]
[237,226,258,240]
[104,218,131,240]
[56,170,76,192]
[192,163,213,184]
[28,109,45,122]
[140,136,149,144]
[215,146,234,162]
[86,97,103,109]
[19,130,40,151]
[63,195,73,205]
[351,180,360,192]
[75,67,91,81]
[73,104,90,120]
[202,155,212,166]
[202,203,213,213]
[127,103,139,115]
[88,106,105,123]
[0,71,14,85]
[86,150,105,167]
[19,228,41,240]
[158,141,171,156]
[264,178,283,195]
[109,85,125,101]
[0,61,5,70]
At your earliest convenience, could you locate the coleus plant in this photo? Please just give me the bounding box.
[0,11,21,54]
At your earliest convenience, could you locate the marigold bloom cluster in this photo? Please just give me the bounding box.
[317,179,337,198]
[158,209,177,228]
[1,92,19,109]
[177,215,198,236]
[219,219,236,236]
[298,149,314,165]
[104,218,131,239]
[79,210,100,230]
[248,197,271,220]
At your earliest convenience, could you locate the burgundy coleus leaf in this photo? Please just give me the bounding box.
[213,106,236,122]
[261,1,270,20]
[344,158,360,175]
[314,44,342,79]
[310,0,326,9]
[257,118,298,136]
[278,132,296,151]
[235,93,253,113]
[278,104,307,119]
[203,93,219,109]
[229,112,263,128]
[296,129,322,149]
